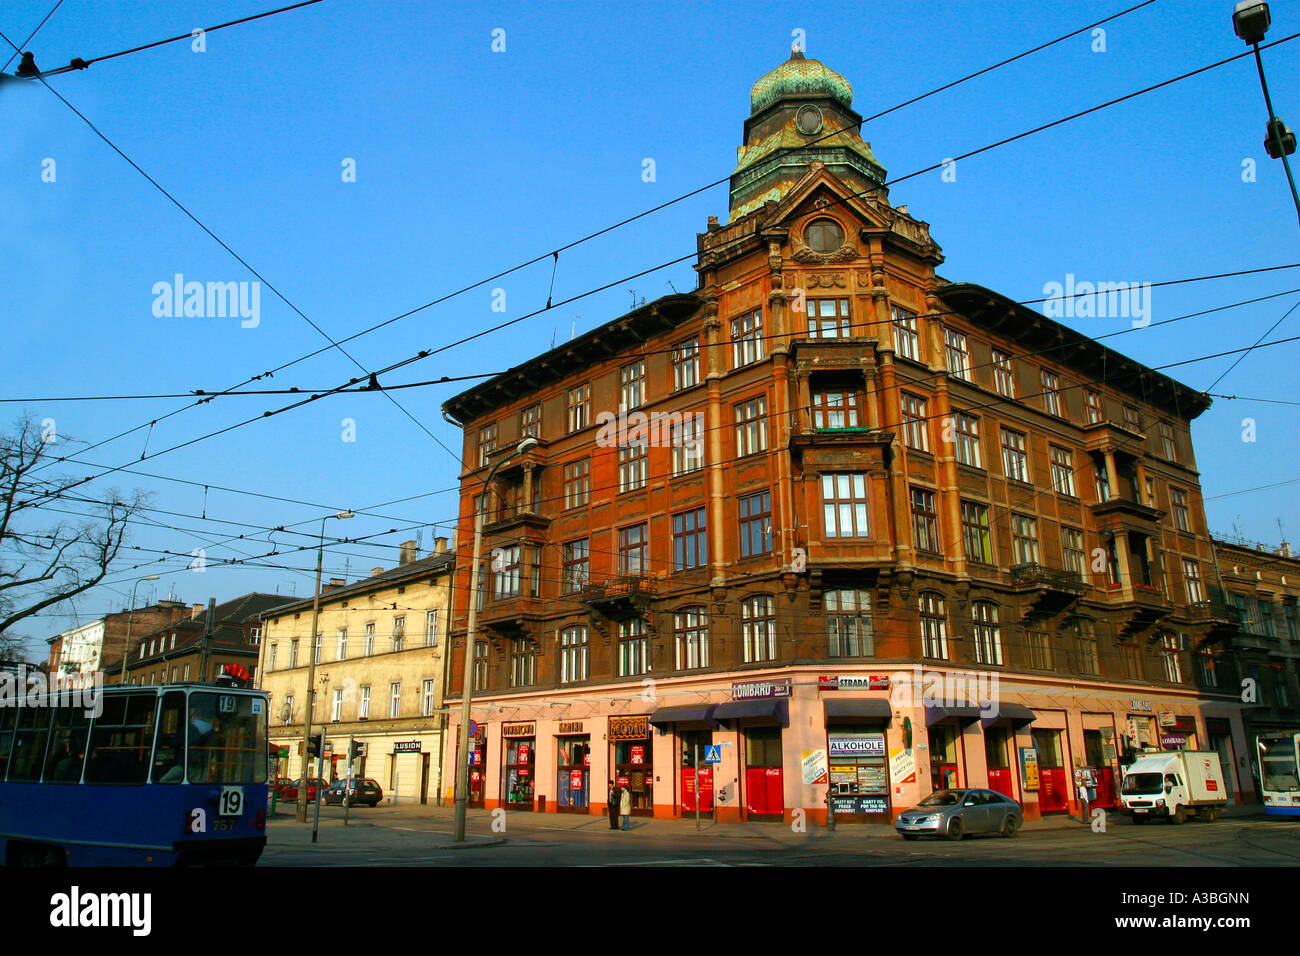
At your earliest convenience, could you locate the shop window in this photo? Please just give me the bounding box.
[928,724,959,790]
[828,725,889,816]
[503,737,535,809]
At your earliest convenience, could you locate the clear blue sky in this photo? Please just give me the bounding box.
[2,0,1297,657]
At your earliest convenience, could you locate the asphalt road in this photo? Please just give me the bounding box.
[261,802,1300,867]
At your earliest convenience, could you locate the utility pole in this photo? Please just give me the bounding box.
[198,597,215,682]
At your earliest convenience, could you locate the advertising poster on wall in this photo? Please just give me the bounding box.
[1020,747,1040,791]
[889,747,916,786]
[800,748,828,785]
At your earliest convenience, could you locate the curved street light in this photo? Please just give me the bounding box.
[453,437,538,842]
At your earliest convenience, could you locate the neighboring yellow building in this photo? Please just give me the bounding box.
[257,540,455,805]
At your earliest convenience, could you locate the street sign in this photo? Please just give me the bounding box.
[468,720,479,738]
[704,745,723,764]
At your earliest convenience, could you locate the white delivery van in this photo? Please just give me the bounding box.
[1120,750,1228,823]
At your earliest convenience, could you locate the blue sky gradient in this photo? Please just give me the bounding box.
[2,0,1297,655]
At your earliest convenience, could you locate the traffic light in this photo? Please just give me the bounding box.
[349,739,367,760]
[306,732,325,758]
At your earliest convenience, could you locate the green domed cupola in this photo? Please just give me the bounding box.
[750,48,854,114]
[730,46,886,221]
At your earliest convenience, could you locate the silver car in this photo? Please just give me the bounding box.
[894,788,1023,840]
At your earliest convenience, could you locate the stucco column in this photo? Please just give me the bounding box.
[932,376,966,578]
[701,303,727,585]
[1104,451,1121,501]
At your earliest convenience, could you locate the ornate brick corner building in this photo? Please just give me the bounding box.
[439,49,1253,824]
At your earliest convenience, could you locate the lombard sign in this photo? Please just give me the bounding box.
[732,678,792,701]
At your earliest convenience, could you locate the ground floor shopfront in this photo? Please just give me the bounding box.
[269,727,448,806]
[442,666,1255,824]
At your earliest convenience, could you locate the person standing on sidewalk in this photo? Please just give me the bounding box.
[619,784,632,830]
[608,781,621,830]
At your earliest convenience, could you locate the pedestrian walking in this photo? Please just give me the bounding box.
[620,783,632,830]
[608,781,621,830]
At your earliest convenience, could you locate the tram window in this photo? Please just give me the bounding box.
[8,707,54,782]
[43,706,91,783]
[0,706,16,780]
[187,692,267,785]
[151,691,187,784]
[84,693,157,785]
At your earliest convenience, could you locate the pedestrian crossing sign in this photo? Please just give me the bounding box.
[704,745,722,763]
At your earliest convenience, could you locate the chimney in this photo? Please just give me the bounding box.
[371,567,385,577]
[322,577,347,594]
[1281,542,1292,558]
[434,536,449,555]
[399,540,417,565]
[707,215,719,232]
[190,604,205,620]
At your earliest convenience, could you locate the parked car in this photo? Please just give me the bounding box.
[323,778,384,807]
[894,788,1023,840]
[278,777,329,802]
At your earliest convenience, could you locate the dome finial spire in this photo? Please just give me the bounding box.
[790,40,805,59]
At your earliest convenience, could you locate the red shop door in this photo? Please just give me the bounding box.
[1039,767,1069,813]
[746,767,784,817]
[682,768,714,813]
[1094,766,1119,809]
[988,768,1015,800]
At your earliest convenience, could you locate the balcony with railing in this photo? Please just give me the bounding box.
[1009,562,1089,616]
[575,574,660,616]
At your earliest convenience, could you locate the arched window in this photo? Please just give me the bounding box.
[919,592,948,660]
[805,218,844,252]
[970,601,1002,666]
[674,607,709,670]
[1070,617,1100,675]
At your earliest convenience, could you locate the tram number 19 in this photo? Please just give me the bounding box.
[219,787,244,817]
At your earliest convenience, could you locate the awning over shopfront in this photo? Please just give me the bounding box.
[824,699,893,724]
[925,705,983,726]
[980,703,1036,728]
[648,704,719,728]
[713,699,789,727]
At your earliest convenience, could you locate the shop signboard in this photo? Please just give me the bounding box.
[393,741,421,754]
[1019,747,1040,791]
[630,745,645,766]
[1125,719,1141,748]
[889,748,916,786]
[518,742,531,764]
[831,795,889,814]
[829,733,886,758]
[608,716,649,741]
[800,749,828,785]
[857,764,888,794]
[732,678,792,700]
[818,675,891,691]
[570,770,584,791]
[1160,733,1188,749]
[1158,711,1177,728]
[502,722,535,738]
[558,721,584,734]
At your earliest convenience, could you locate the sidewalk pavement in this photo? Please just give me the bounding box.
[266,798,1270,849]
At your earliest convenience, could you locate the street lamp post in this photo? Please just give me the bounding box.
[1232,1,1300,228]
[453,437,538,842]
[297,511,354,824]
[118,575,160,684]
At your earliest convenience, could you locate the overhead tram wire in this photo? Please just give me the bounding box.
[12,265,1300,520]
[1,33,464,471]
[1202,298,1300,391]
[13,30,1300,510]
[0,0,63,72]
[7,0,327,76]
[7,2,1159,471]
